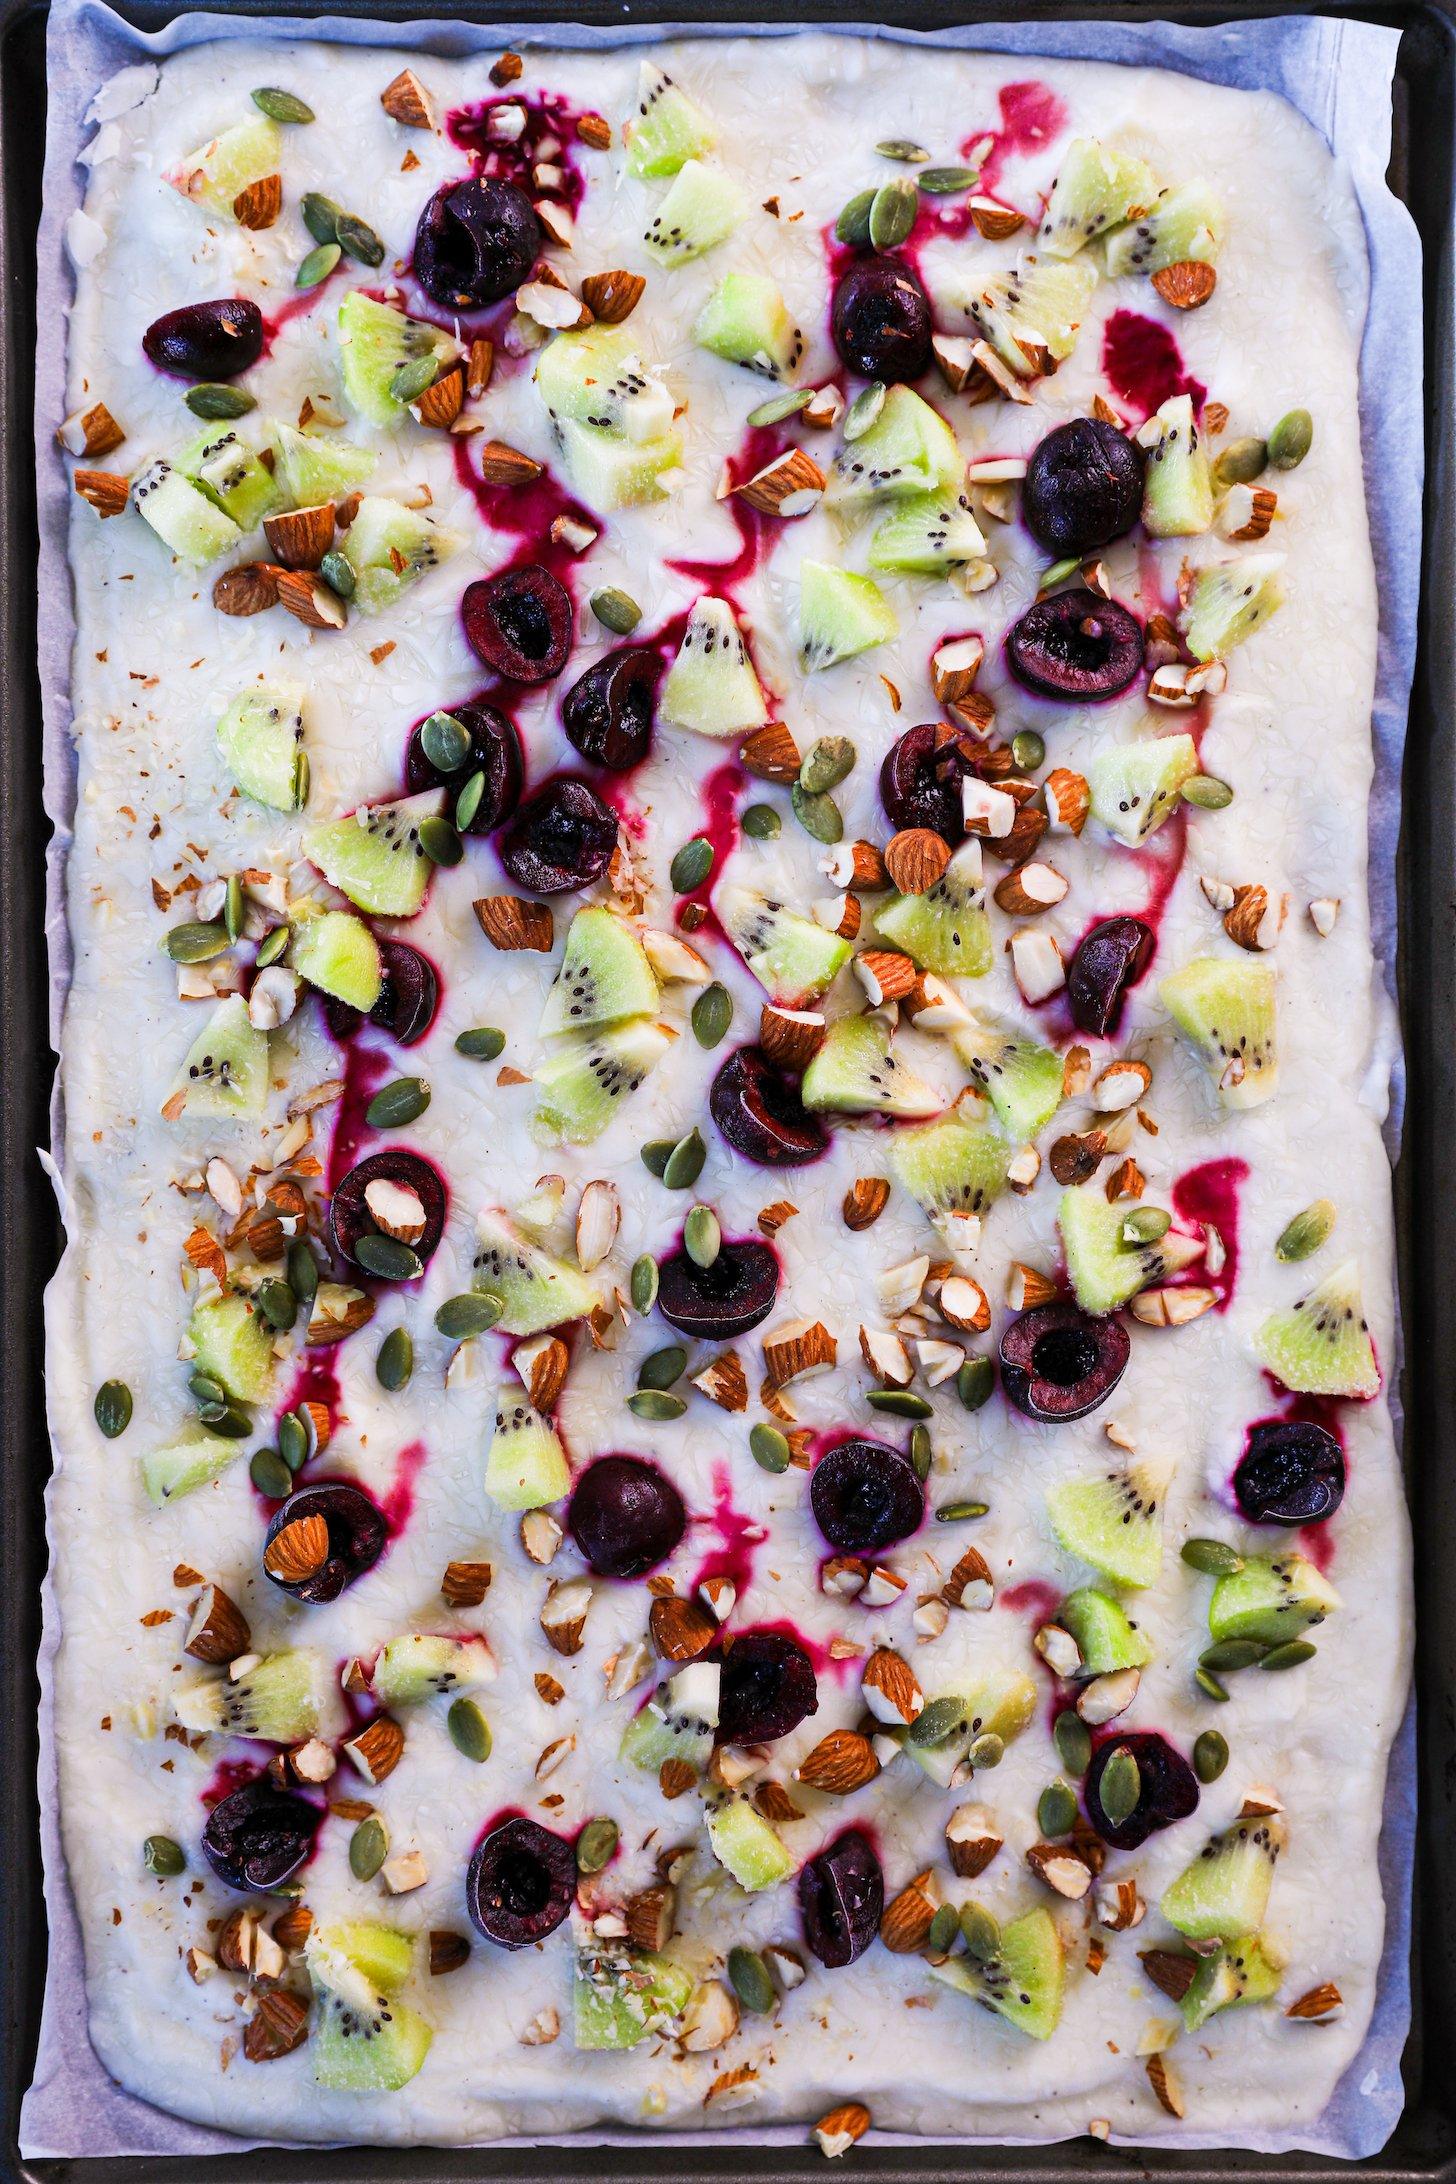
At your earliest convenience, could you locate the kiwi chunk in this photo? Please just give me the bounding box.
[869,492,987,575]
[1160,1816,1284,1943]
[306,790,445,918]
[643,159,746,266]
[539,907,659,1036]
[960,257,1098,375]
[343,495,456,615]
[1160,954,1278,1110]
[271,421,377,506]
[313,1921,414,1995]
[694,272,802,378]
[289,908,382,1010]
[660,597,768,738]
[715,884,850,1005]
[826,384,962,509]
[799,562,897,671]
[1037,138,1160,256]
[216,686,308,812]
[472,1209,600,1336]
[951,1016,1063,1141]
[188,1290,275,1404]
[1179,553,1286,661]
[626,60,715,179]
[174,1649,329,1742]
[931,1906,1065,2039]
[170,994,270,1120]
[1179,1935,1283,2032]
[875,839,991,976]
[1088,733,1198,845]
[372,1634,494,1704]
[166,116,281,220]
[619,1662,720,1775]
[1252,1259,1378,1398]
[140,1427,241,1507]
[133,459,242,566]
[1057,1587,1153,1674]
[306,1929,433,2091]
[574,1941,694,2049]
[1140,395,1214,537]
[890,1111,1009,1220]
[534,323,677,442]
[483,1397,572,1510]
[802,1014,944,1119]
[704,1793,793,1891]
[1058,1183,1203,1314]
[905,1669,1038,1786]
[177,428,278,532]
[337,290,457,428]
[531,1019,672,1146]
[1045,1459,1170,1589]
[1208,1552,1341,1646]
[1105,182,1226,278]
[552,419,684,511]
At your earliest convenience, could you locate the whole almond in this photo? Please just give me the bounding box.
[474,895,554,952]
[263,1513,329,1584]
[233,173,282,231]
[739,719,801,784]
[861,1646,922,1726]
[649,1593,717,1662]
[184,1582,251,1663]
[478,438,543,486]
[243,1987,309,2061]
[342,1714,405,1785]
[884,828,951,895]
[212,559,281,617]
[263,501,335,571]
[879,1870,937,1951]
[843,1177,890,1231]
[795,1728,879,1795]
[74,467,129,517]
[380,67,435,127]
[814,2105,871,2158]
[759,1004,826,1071]
[1152,260,1217,311]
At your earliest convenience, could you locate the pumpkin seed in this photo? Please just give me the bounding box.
[349,1813,389,1879]
[866,1387,931,1419]
[250,1447,293,1498]
[390,355,439,406]
[165,919,229,963]
[366,1075,430,1128]
[639,1345,688,1392]
[94,1380,133,1439]
[843,381,886,442]
[630,1255,659,1313]
[421,709,471,773]
[640,1140,674,1178]
[727,1944,776,2014]
[877,137,929,162]
[869,176,918,250]
[956,1355,995,1411]
[749,1422,791,1474]
[1276,1199,1336,1262]
[319,549,355,599]
[748,387,812,429]
[926,1902,961,1954]
[223,873,246,943]
[576,1816,619,1873]
[741,802,781,840]
[1040,554,1083,591]
[1181,1538,1245,1577]
[1195,1665,1229,1702]
[1266,407,1313,470]
[278,1411,309,1472]
[436,1292,503,1339]
[936,1498,989,1522]
[1182,774,1234,810]
[256,922,291,967]
[287,1239,318,1306]
[354,1234,424,1283]
[454,770,486,832]
[296,241,341,289]
[661,1127,706,1191]
[800,735,857,795]
[1037,1780,1078,1838]
[909,1423,933,1481]
[455,1026,505,1062]
[834,188,877,247]
[1213,435,1267,486]
[143,1833,186,1877]
[1193,1729,1229,1783]
[1011,729,1045,773]
[967,1730,1004,1770]
[790,783,843,843]
[376,1326,414,1391]
[189,1373,227,1407]
[256,1278,297,1333]
[908,1695,966,1748]
[1259,1639,1317,1671]
[919,165,980,194]
[253,85,315,123]
[1097,1745,1142,1826]
[691,982,732,1049]
[208,1404,255,1439]
[590,584,641,635]
[1121,1205,1170,1245]
[300,191,343,243]
[418,815,463,866]
[960,1900,1001,1962]
[684,1204,721,1269]
[185,381,256,421]
[628,1388,688,1423]
[1054,1709,1092,1778]
[336,211,386,267]
[1200,1638,1266,1671]
[448,1696,492,1762]
[670,836,714,893]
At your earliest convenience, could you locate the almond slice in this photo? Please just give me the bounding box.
[843,1177,890,1231]
[380,67,435,127]
[233,173,282,230]
[74,468,128,517]
[184,1583,251,1663]
[692,1350,748,1411]
[763,1317,837,1386]
[739,719,801,783]
[474,895,554,952]
[342,1713,405,1785]
[58,402,125,458]
[759,1003,826,1070]
[734,445,826,518]
[478,438,543,486]
[1152,260,1216,311]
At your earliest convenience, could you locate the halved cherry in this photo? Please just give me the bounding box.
[322,940,438,1047]
[405,700,523,834]
[466,1815,576,1947]
[498,777,617,893]
[810,1437,924,1553]
[657,1239,779,1342]
[1005,588,1144,702]
[1067,916,1154,1038]
[201,1774,320,1892]
[568,1455,686,1578]
[329,1148,446,1269]
[560,647,658,771]
[1000,1302,1130,1423]
[462,564,572,683]
[709,1047,828,1167]
[799,1830,884,1967]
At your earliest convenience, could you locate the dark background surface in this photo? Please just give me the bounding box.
[2,2,1452,2176]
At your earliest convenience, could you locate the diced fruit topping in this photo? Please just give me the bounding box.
[798,1830,883,1967]
[1234,1420,1346,1524]
[1058,1183,1200,1314]
[1005,588,1145,702]
[660,598,768,739]
[463,564,575,685]
[642,159,746,264]
[574,1941,693,2049]
[306,791,444,918]
[143,298,264,381]
[533,1018,672,1145]
[372,1634,492,1704]
[1036,138,1159,256]
[880,722,974,843]
[959,256,1097,374]
[216,686,307,811]
[831,256,933,383]
[343,496,456,615]
[1177,1935,1283,2032]
[271,422,377,507]
[140,1427,240,1507]
[620,1661,719,1776]
[263,1483,387,1602]
[484,1399,571,1511]
[499,777,618,894]
[802,1015,943,1119]
[715,885,849,1006]
[473,1208,599,1335]
[1068,916,1154,1038]
[169,994,270,1119]
[1160,1815,1284,1942]
[322,940,437,1047]
[568,1454,686,1577]
[1159,954,1278,1107]
[798,562,897,672]
[540,907,659,1035]
[709,1045,829,1167]
[412,175,542,309]
[657,1238,779,1340]
[133,459,242,565]
[695,272,803,378]
[951,1016,1063,1140]
[1085,1731,1199,1851]
[869,492,987,576]
[1088,734,1198,845]
[188,1290,274,1403]
[535,323,677,443]
[1023,416,1145,556]
[405,699,523,831]
[307,1925,433,2092]
[175,1649,329,1742]
[177,426,277,530]
[1141,394,1214,537]
[337,291,457,428]
[718,1629,819,1743]
[875,838,991,976]
[200,1773,320,1893]
[1000,1302,1130,1424]
[626,60,715,179]
[1106,183,1226,278]
[1057,1587,1153,1674]
[1046,1458,1169,1588]
[826,385,962,509]
[331,1148,446,1269]
[706,1794,794,1891]
[1179,554,1286,661]
[931,1905,1065,2040]
[166,116,281,221]
[552,419,684,511]
[810,1437,924,1553]
[890,1112,1009,1222]
[290,909,382,1011]
[1207,1552,1341,1646]
[466,1816,577,1948]
[560,647,658,770]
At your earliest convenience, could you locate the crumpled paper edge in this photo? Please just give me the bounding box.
[23,2,1421,2161]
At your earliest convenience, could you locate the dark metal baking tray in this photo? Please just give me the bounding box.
[3,0,1452,2174]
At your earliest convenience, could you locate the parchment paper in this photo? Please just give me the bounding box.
[23,2,1422,2159]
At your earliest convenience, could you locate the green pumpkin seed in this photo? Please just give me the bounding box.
[256,922,291,967]
[1182,774,1234,811]
[661,1127,706,1191]
[799,735,856,796]
[749,1422,791,1474]
[448,1696,492,1762]
[1038,1780,1078,1838]
[296,241,341,289]
[630,1255,659,1314]
[1054,1709,1092,1778]
[748,387,812,429]
[866,1387,931,1419]
[300,191,343,243]
[278,1411,309,1472]
[253,86,315,123]
[287,1239,318,1306]
[185,382,256,421]
[250,1447,293,1498]
[1193,1729,1229,1783]
[376,1326,414,1391]
[1097,1746,1142,1827]
[454,770,486,832]
[1259,1639,1317,1671]
[1011,729,1045,773]
[1121,1205,1170,1245]
[354,1234,424,1283]
[436,1292,503,1339]
[843,381,886,442]
[94,1380,133,1439]
[1181,1538,1245,1577]
[638,1346,687,1392]
[1213,435,1267,487]
[421,709,471,773]
[834,188,877,247]
[956,1355,995,1411]
[628,1388,688,1423]
[967,1730,1004,1770]
[165,919,229,963]
[741,802,781,840]
[576,1816,619,1874]
[640,1140,674,1179]
[877,137,929,162]
[336,211,385,267]
[1276,1199,1336,1263]
[390,354,439,405]
[790,783,843,844]
[1200,1638,1266,1672]
[189,1372,227,1407]
[1266,408,1313,471]
[960,1900,1001,1962]
[589,585,642,635]
[256,1278,298,1333]
[727,1944,776,2014]
[908,1695,966,1748]
[869,177,918,250]
[1195,1665,1229,1702]
[936,1498,989,1522]
[670,836,714,893]
[143,1833,186,1878]
[691,982,733,1050]
[349,1813,389,1879]
[909,1423,932,1481]
[455,1026,505,1062]
[418,815,463,867]
[1040,554,1083,593]
[684,1204,721,1269]
[223,873,246,943]
[319,548,355,599]
[918,165,980,195]
[367,1076,431,1128]
[208,1404,254,1439]
[926,1901,961,1955]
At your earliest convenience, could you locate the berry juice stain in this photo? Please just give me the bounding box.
[690,1463,768,1598]
[258,275,340,349]
[447,93,588,220]
[1172,1156,1247,1308]
[668,422,780,609]
[379,1438,428,1535]
[200,1757,265,1808]
[974,81,1068,192]
[327,1040,391,1193]
[675,761,743,938]
[450,437,594,585]
[1000,1577,1062,1624]
[1102,310,1206,422]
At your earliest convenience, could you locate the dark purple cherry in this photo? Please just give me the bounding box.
[1085,1731,1199,1851]
[330,1147,446,1268]
[1234,1420,1346,1526]
[466,1815,576,1949]
[799,1830,884,1968]
[322,939,438,1047]
[1005,587,1145,702]
[710,1047,828,1168]
[568,1455,686,1578]
[718,1630,819,1744]
[560,647,658,772]
[657,1239,779,1342]
[498,777,617,894]
[412,175,542,309]
[405,700,523,834]
[462,564,572,684]
[1023,417,1146,557]
[1000,1303,1130,1424]
[810,1438,924,1554]
[200,1775,320,1893]
[831,256,932,383]
[1067,915,1154,1038]
[879,723,970,844]
[263,1482,387,1603]
[143,298,264,381]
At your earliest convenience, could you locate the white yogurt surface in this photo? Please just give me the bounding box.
[51,31,1409,2148]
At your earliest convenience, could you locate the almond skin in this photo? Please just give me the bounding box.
[581,268,645,322]
[478,438,543,486]
[842,1176,890,1231]
[649,1593,717,1662]
[1152,259,1217,311]
[262,1513,329,1584]
[263,501,334,570]
[243,1988,309,2061]
[884,827,951,895]
[232,173,282,230]
[380,67,435,127]
[441,1559,492,1608]
[214,561,282,616]
[739,719,801,784]
[342,1713,405,1785]
[879,1870,937,1951]
[795,1728,879,1795]
[474,895,554,952]
[184,1582,251,1663]
[759,1004,826,1070]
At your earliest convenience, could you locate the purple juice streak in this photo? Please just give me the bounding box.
[972,80,1068,192]
[258,276,340,350]
[200,1756,268,1809]
[379,1438,428,1535]
[1102,310,1207,422]
[668,423,780,608]
[447,93,587,218]
[1000,1577,1063,1624]
[451,436,595,585]
[327,1040,391,1193]
[1171,1156,1247,1309]
[690,1462,768,1598]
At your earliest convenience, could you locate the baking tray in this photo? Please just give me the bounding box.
[2,0,1453,2176]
